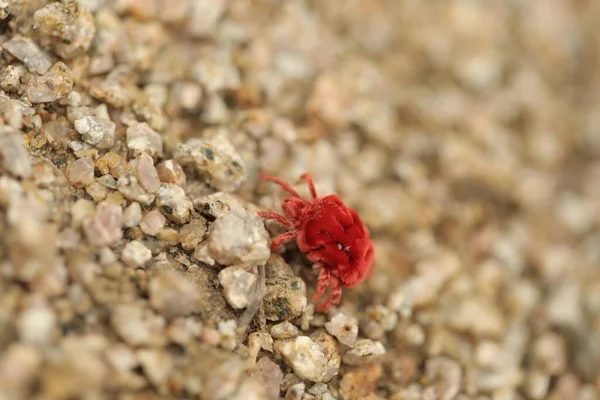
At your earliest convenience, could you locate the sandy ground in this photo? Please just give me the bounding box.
[0,0,599,399]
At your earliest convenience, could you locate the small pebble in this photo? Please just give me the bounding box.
[275,336,329,382]
[126,122,163,158]
[2,35,52,74]
[121,240,152,267]
[205,205,270,267]
[149,270,199,319]
[263,276,307,321]
[178,218,208,250]
[174,131,246,191]
[0,126,32,178]
[66,156,95,188]
[155,183,193,223]
[74,116,116,149]
[110,304,153,346]
[33,0,96,59]
[26,62,73,103]
[251,357,284,400]
[123,202,142,228]
[342,339,386,366]
[83,201,123,246]
[325,313,359,347]
[17,302,56,346]
[140,210,167,236]
[156,159,186,186]
[219,266,258,309]
[133,153,161,194]
[271,321,300,340]
[137,349,173,387]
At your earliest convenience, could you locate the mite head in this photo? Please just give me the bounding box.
[281,196,310,225]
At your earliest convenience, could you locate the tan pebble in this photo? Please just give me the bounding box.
[156,159,187,186]
[140,209,167,236]
[66,156,95,188]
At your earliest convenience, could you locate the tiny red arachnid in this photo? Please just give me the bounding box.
[257,172,375,312]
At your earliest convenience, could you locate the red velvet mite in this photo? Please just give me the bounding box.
[258,172,375,312]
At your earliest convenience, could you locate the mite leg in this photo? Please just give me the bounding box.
[300,173,317,200]
[316,275,342,312]
[260,172,301,198]
[312,263,330,302]
[257,210,294,228]
[271,230,298,251]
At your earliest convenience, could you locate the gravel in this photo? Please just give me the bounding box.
[0,1,598,399]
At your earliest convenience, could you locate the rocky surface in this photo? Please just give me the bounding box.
[0,0,599,399]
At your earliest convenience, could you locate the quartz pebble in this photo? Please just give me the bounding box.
[342,339,386,366]
[149,270,199,319]
[325,313,359,347]
[218,266,258,309]
[123,202,142,228]
[275,336,331,382]
[174,131,246,191]
[74,116,116,149]
[2,36,52,74]
[121,240,152,267]
[271,321,300,340]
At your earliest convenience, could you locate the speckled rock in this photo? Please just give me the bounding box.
[155,183,193,223]
[264,275,307,321]
[26,62,73,103]
[174,130,246,191]
[33,0,96,59]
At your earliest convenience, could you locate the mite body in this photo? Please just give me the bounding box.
[258,172,375,311]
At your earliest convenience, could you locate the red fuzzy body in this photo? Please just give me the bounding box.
[258,172,374,311]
